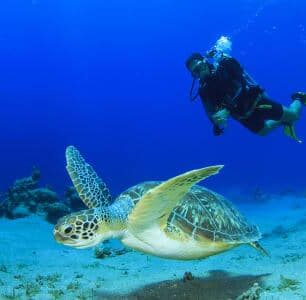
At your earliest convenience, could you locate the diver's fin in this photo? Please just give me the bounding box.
[65,146,112,208]
[291,92,306,104]
[249,241,270,257]
[128,165,223,236]
[283,124,302,144]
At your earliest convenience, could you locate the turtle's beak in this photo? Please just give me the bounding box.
[53,229,76,246]
[54,230,69,243]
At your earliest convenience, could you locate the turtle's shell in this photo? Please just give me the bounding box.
[168,185,260,243]
[117,182,260,244]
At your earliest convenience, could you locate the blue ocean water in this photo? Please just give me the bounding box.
[1,2,306,299]
[0,0,305,196]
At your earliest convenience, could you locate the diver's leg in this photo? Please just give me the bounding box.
[280,100,302,123]
[258,119,282,136]
[258,100,303,136]
[258,92,306,135]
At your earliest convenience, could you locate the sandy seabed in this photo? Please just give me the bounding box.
[0,195,306,300]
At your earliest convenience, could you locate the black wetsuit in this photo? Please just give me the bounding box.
[199,56,283,133]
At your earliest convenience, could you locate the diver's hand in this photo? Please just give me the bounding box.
[213,125,224,136]
[211,109,229,127]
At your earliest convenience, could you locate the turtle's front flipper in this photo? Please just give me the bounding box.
[66,146,112,208]
[127,165,223,236]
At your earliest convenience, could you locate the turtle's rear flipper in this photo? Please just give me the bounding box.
[249,241,270,257]
[284,124,302,144]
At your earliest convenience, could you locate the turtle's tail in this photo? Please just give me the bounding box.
[249,241,270,257]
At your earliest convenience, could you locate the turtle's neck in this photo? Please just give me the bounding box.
[109,198,134,222]
[102,198,134,236]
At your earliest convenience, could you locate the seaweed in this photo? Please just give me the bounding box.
[281,253,304,264]
[76,289,95,300]
[94,246,112,259]
[16,263,28,270]
[74,272,84,279]
[66,281,80,291]
[82,262,101,269]
[278,275,301,291]
[49,289,64,299]
[13,274,23,280]
[0,264,8,273]
[35,273,62,288]
[0,294,20,300]
[24,282,40,297]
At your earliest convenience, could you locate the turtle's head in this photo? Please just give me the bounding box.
[54,208,112,249]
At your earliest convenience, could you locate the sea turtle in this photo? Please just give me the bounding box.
[54,146,267,260]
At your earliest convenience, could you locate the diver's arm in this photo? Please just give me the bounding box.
[224,57,264,97]
[202,101,229,135]
[211,108,230,127]
[221,56,243,79]
[202,100,218,122]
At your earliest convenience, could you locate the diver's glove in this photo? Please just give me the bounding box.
[211,108,229,136]
[213,125,224,136]
[211,108,230,127]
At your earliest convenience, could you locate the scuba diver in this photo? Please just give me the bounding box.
[185,36,306,142]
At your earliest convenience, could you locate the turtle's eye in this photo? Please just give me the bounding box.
[64,226,73,234]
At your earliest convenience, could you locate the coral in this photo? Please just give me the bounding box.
[183,271,194,282]
[252,187,270,203]
[64,186,86,211]
[42,202,71,224]
[236,282,262,300]
[94,244,130,259]
[31,166,41,181]
[16,263,28,270]
[94,246,111,259]
[0,167,71,223]
[0,198,6,217]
